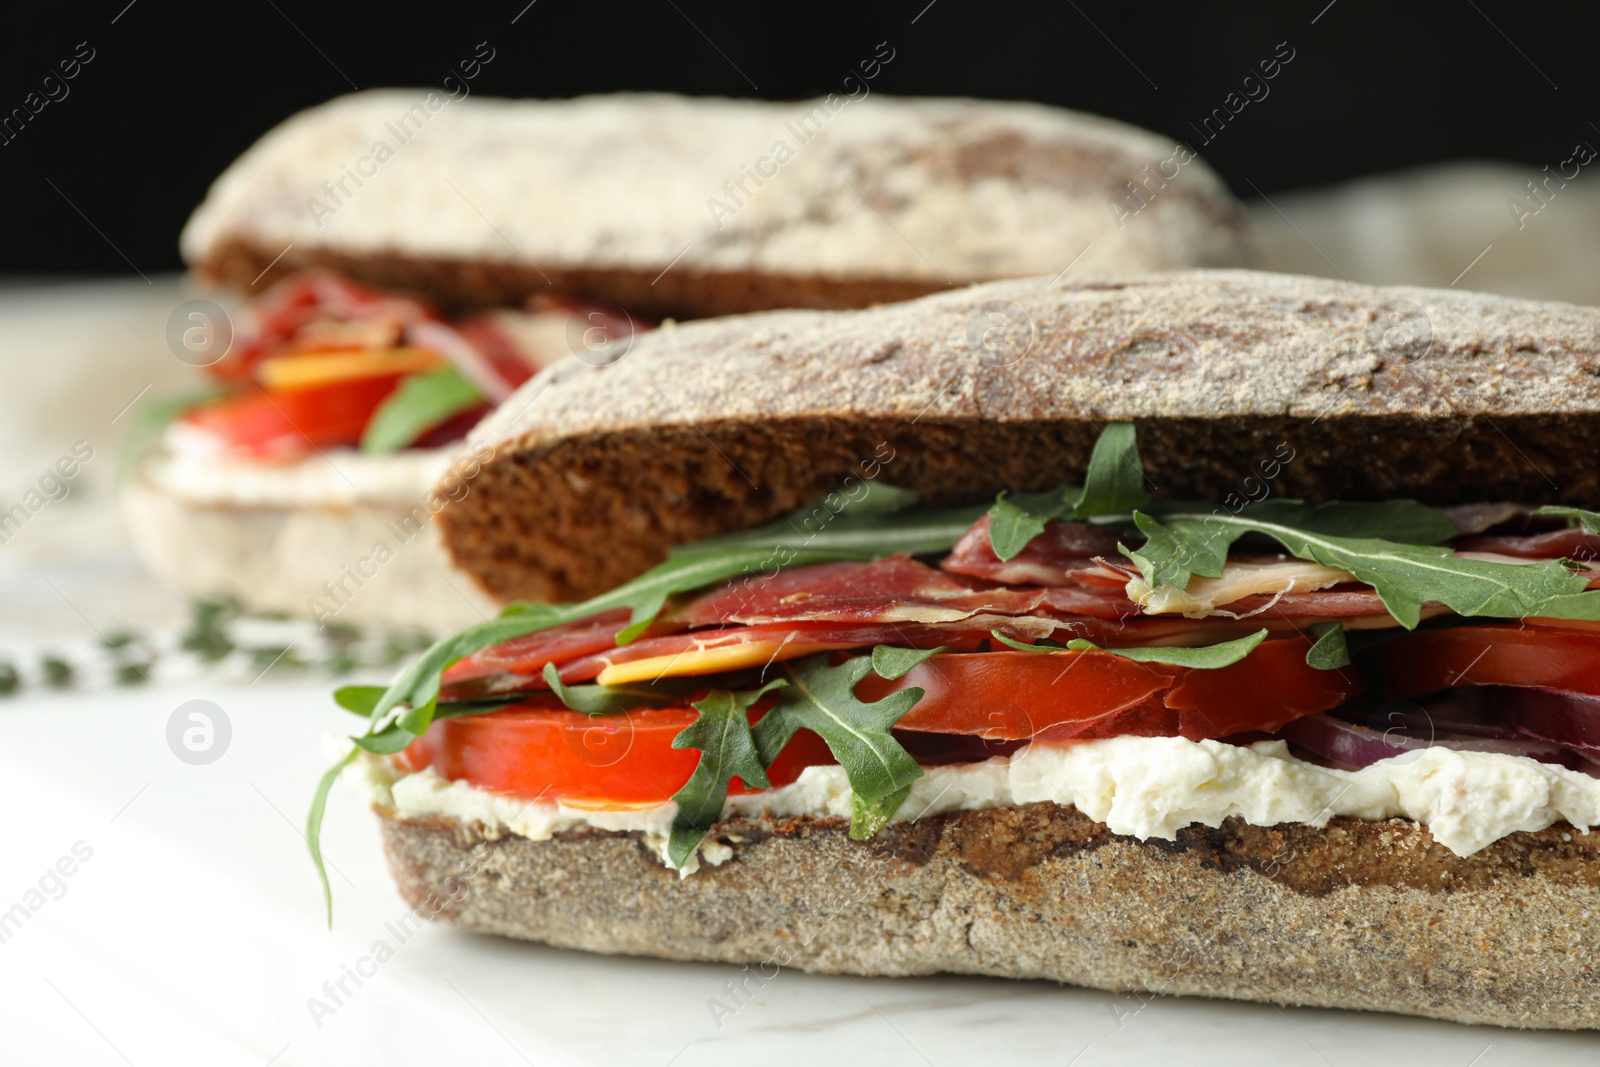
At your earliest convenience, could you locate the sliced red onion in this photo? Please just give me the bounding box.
[1498,687,1600,758]
[1335,693,1521,740]
[1276,712,1577,768]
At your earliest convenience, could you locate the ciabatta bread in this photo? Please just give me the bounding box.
[182,92,1251,318]
[376,804,1600,1030]
[441,268,1600,604]
[121,446,497,633]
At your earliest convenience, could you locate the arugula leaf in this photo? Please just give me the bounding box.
[751,655,925,838]
[432,697,524,720]
[1306,623,1352,670]
[830,481,921,516]
[1076,422,1149,519]
[691,502,987,560]
[1124,500,1459,591]
[666,683,783,867]
[987,488,1078,563]
[992,628,1267,668]
[541,662,691,716]
[1065,630,1265,667]
[117,389,226,482]
[360,367,484,454]
[852,784,914,840]
[333,685,386,717]
[1121,510,1232,587]
[351,723,417,755]
[307,749,357,928]
[1534,505,1600,534]
[1125,505,1600,628]
[869,645,944,680]
[986,423,1146,561]
[989,631,1065,652]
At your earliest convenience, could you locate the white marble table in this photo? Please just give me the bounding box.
[3,683,1596,1066]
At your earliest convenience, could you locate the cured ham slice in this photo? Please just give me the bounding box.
[676,556,1138,626]
[446,608,638,681]
[941,515,1124,586]
[1454,526,1600,563]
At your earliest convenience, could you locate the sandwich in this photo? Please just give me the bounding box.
[315,267,1600,1029]
[125,91,1249,633]
[316,266,1600,1027]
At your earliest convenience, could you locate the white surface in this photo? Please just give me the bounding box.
[2,682,1597,1066]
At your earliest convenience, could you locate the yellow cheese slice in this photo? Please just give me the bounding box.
[256,347,444,389]
[595,639,855,686]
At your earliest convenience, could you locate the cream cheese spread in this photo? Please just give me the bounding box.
[147,422,451,506]
[347,735,1600,872]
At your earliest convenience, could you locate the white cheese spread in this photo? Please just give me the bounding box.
[147,422,452,506]
[347,735,1600,871]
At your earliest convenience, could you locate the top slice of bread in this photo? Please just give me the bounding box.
[181,91,1249,318]
[439,269,1600,604]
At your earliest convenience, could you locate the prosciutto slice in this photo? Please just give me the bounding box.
[675,556,1138,627]
[446,608,638,681]
[941,515,1125,586]
[1454,526,1600,564]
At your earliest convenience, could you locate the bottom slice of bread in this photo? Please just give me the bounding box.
[121,472,498,634]
[376,803,1600,1029]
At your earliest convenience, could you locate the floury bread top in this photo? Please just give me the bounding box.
[439,269,1600,602]
[180,89,1251,317]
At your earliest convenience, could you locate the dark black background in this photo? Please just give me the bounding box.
[3,0,1593,274]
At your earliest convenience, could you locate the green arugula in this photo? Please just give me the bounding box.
[333,685,387,716]
[117,388,227,482]
[1306,623,1352,670]
[752,654,925,839]
[666,644,943,861]
[360,367,484,454]
[307,750,357,929]
[1123,502,1600,628]
[987,423,1147,560]
[541,663,692,716]
[869,644,945,680]
[989,628,1267,668]
[1534,505,1600,534]
[666,682,785,866]
[1122,500,1459,591]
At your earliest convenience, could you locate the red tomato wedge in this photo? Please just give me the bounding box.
[184,377,405,458]
[858,636,1360,742]
[402,698,834,805]
[1364,625,1600,698]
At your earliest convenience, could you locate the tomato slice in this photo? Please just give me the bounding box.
[859,636,1360,742]
[860,651,1174,739]
[184,377,405,459]
[418,637,1359,805]
[1364,625,1600,698]
[403,698,834,805]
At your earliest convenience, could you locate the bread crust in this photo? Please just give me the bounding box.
[376,803,1600,1029]
[441,269,1600,603]
[182,92,1250,315]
